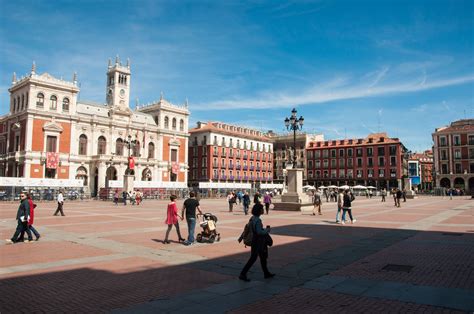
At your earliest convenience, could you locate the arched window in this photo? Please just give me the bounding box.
[97,136,106,155]
[36,93,44,108]
[21,95,24,110]
[154,116,159,125]
[13,98,16,112]
[62,97,70,112]
[116,138,124,155]
[78,135,87,155]
[132,140,140,157]
[172,118,177,130]
[179,119,184,131]
[50,95,57,110]
[164,116,169,129]
[17,96,20,111]
[148,142,155,158]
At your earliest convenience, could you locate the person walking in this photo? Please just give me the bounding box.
[381,188,386,202]
[227,192,235,212]
[336,189,345,223]
[237,191,243,205]
[181,192,203,246]
[239,203,275,282]
[341,189,356,225]
[242,191,251,215]
[253,191,261,204]
[263,192,272,215]
[312,190,322,215]
[113,190,119,206]
[19,193,41,242]
[54,190,65,216]
[392,189,397,206]
[6,192,30,244]
[135,190,141,205]
[163,195,185,244]
[402,189,407,202]
[122,190,127,205]
[396,189,402,207]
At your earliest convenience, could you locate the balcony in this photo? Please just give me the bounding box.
[390,173,396,178]
[368,174,373,178]
[212,163,218,168]
[222,163,226,168]
[243,166,248,170]
[201,140,207,145]
[256,156,260,161]
[379,174,385,178]
[243,176,248,180]
[212,151,218,157]
[243,155,248,159]
[229,164,234,169]
[236,165,241,170]
[250,166,254,171]
[256,167,261,171]
[229,175,234,180]
[213,175,219,180]
[222,151,227,157]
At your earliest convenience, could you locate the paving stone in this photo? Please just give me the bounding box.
[330,277,377,295]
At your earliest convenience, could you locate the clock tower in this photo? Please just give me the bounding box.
[106,56,131,111]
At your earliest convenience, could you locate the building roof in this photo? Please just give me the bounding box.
[434,119,474,134]
[189,121,272,142]
[308,132,401,148]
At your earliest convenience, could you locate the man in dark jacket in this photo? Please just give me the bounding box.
[341,189,356,225]
[6,192,30,243]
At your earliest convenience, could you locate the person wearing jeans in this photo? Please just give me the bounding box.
[181,192,202,246]
[341,189,356,225]
[6,192,30,244]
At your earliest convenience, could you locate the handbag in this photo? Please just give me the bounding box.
[20,215,30,222]
[265,234,273,247]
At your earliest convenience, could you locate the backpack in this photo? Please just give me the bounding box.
[240,219,253,247]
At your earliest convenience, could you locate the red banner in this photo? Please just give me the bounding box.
[46,152,59,169]
[172,162,179,174]
[128,157,135,170]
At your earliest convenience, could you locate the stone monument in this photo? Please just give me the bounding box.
[273,165,313,212]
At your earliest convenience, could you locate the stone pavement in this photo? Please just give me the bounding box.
[0,195,473,313]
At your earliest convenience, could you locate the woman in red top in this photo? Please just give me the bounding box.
[163,195,185,244]
[20,193,41,241]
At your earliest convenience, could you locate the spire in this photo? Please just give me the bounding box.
[12,72,17,84]
[73,72,77,84]
[127,58,130,68]
[108,58,112,68]
[31,61,36,75]
[160,91,163,101]
[135,98,139,107]
[185,97,188,108]
[115,55,120,65]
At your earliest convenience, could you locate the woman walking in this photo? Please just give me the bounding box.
[242,191,250,215]
[263,192,272,215]
[163,195,185,244]
[238,203,275,281]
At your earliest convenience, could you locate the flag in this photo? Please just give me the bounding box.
[46,152,59,169]
[172,162,179,174]
[128,157,135,170]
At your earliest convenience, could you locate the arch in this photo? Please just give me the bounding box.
[142,168,152,181]
[172,117,177,130]
[179,119,184,131]
[36,92,44,108]
[50,95,57,110]
[62,97,70,112]
[469,177,474,193]
[97,136,107,155]
[105,166,117,195]
[439,177,451,188]
[78,134,87,155]
[148,142,155,158]
[453,177,465,189]
[75,166,88,186]
[132,140,140,157]
[164,116,169,129]
[115,138,124,156]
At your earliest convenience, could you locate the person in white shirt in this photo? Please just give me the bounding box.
[54,190,65,216]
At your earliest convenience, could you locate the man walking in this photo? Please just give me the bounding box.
[6,191,30,243]
[381,188,386,202]
[396,189,402,207]
[242,191,250,215]
[122,190,127,205]
[54,190,65,216]
[181,192,203,246]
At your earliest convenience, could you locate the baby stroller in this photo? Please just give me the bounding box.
[196,213,221,243]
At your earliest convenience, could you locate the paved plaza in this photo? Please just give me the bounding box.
[0,195,473,313]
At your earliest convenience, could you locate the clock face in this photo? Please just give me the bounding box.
[119,89,125,98]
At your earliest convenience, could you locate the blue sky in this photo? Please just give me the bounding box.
[1,0,473,151]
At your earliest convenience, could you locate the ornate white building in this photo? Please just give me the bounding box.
[0,57,190,195]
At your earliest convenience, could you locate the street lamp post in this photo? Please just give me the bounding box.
[284,108,304,168]
[124,135,135,174]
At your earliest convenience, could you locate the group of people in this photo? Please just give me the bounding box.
[312,189,357,224]
[114,190,143,206]
[6,191,41,243]
[391,188,406,207]
[226,190,273,215]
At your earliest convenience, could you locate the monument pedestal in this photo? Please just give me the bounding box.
[404,177,417,199]
[273,168,313,212]
[123,174,135,193]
